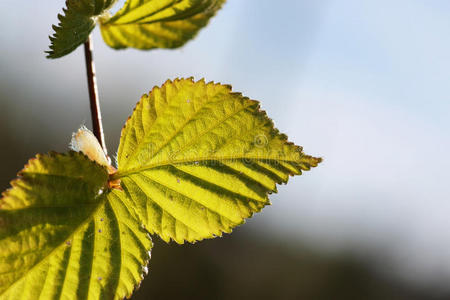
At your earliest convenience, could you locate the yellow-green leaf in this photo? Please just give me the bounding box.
[114,78,322,244]
[100,0,225,50]
[0,152,152,300]
[47,0,117,58]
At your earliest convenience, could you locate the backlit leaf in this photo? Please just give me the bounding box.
[100,0,225,50]
[114,78,322,244]
[47,0,117,58]
[0,152,152,300]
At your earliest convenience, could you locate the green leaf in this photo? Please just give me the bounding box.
[47,0,117,58]
[0,152,152,300]
[114,78,322,244]
[100,0,225,50]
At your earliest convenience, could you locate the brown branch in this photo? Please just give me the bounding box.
[83,35,107,155]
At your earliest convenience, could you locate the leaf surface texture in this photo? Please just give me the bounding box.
[0,152,152,300]
[100,0,225,50]
[47,0,117,58]
[115,78,322,243]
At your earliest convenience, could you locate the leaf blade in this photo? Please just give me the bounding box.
[0,152,152,300]
[100,0,225,50]
[47,0,117,59]
[116,78,321,243]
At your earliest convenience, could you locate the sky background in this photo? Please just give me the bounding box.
[1,0,450,293]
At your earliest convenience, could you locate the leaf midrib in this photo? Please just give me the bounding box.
[121,90,233,169]
[114,156,301,179]
[106,0,180,24]
[105,0,211,26]
[121,96,255,172]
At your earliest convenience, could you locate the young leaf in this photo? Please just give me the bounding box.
[47,0,117,58]
[100,0,225,50]
[114,78,321,244]
[0,152,152,300]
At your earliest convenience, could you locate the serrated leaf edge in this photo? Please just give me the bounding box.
[0,151,153,299]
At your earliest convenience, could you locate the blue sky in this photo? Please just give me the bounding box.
[1,0,450,287]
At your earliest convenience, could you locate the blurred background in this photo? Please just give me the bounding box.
[1,0,450,299]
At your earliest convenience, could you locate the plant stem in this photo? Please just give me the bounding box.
[84,34,107,154]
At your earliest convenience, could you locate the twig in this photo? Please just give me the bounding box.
[84,35,107,155]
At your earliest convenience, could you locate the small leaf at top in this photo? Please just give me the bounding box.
[47,0,117,58]
[100,0,225,50]
[0,152,152,300]
[113,78,322,244]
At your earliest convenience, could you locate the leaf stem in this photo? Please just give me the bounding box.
[84,34,107,155]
